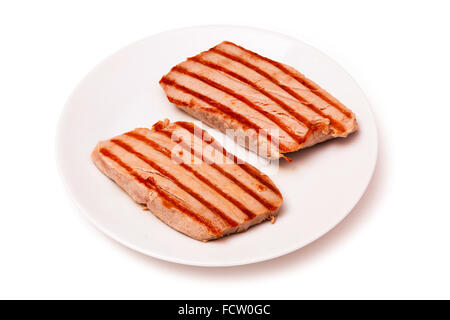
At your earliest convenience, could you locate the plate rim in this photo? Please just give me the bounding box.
[56,24,378,267]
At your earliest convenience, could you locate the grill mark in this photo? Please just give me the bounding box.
[165,95,245,129]
[211,46,347,132]
[224,41,353,118]
[126,131,257,220]
[165,96,191,108]
[99,147,221,236]
[111,138,238,227]
[160,76,288,153]
[171,65,306,145]
[271,64,353,118]
[190,56,313,130]
[155,124,278,211]
[176,121,282,197]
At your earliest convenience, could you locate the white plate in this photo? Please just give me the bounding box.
[57,26,377,267]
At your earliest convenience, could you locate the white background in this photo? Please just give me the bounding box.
[1,0,449,299]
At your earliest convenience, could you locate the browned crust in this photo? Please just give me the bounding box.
[175,121,282,197]
[92,120,283,241]
[218,41,356,127]
[153,122,279,211]
[160,77,288,153]
[159,41,358,159]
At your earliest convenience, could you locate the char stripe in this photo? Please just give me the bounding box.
[176,121,282,197]
[190,56,313,130]
[267,62,353,118]
[210,46,347,132]
[171,65,306,145]
[223,41,353,118]
[99,147,221,236]
[111,138,239,227]
[160,123,278,211]
[160,76,288,153]
[166,96,191,108]
[157,128,276,217]
[125,131,257,220]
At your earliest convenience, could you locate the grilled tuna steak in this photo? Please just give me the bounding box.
[92,120,283,241]
[160,41,358,159]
